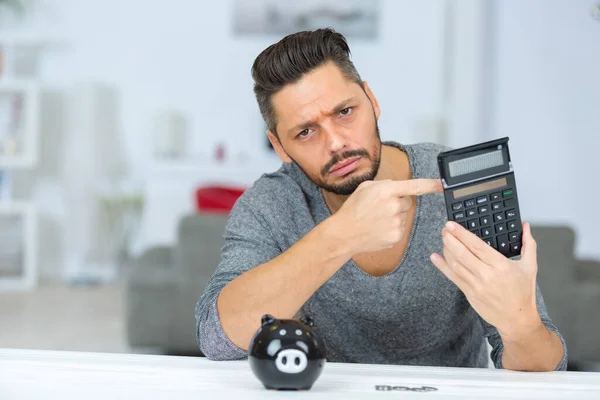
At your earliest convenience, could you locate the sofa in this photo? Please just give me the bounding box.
[125,216,600,367]
[125,214,227,355]
[532,226,600,368]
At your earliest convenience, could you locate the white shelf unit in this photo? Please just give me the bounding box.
[0,33,59,290]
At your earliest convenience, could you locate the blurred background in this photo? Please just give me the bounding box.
[0,0,598,371]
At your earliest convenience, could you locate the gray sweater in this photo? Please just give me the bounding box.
[195,142,567,370]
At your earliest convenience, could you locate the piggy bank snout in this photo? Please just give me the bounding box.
[275,348,308,374]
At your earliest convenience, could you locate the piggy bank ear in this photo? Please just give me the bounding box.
[300,315,314,327]
[261,314,276,326]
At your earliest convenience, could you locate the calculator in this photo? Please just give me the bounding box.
[437,137,523,259]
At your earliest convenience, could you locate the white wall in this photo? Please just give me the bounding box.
[487,0,600,259]
[30,0,449,259]
[40,0,447,177]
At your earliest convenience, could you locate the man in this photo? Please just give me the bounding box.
[195,28,567,371]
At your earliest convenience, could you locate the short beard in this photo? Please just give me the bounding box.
[318,145,380,195]
[321,168,379,196]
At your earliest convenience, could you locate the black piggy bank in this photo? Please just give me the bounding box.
[248,314,326,390]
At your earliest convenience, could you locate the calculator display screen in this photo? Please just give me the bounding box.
[453,177,507,199]
[448,149,504,178]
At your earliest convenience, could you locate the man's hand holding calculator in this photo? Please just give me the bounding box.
[431,220,539,337]
[431,138,564,371]
[430,219,564,371]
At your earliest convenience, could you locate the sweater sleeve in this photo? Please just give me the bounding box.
[481,282,568,370]
[195,197,281,360]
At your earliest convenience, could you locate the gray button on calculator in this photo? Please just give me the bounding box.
[452,202,463,211]
[505,209,517,220]
[497,234,510,253]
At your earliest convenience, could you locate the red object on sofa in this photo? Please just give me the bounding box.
[195,186,246,214]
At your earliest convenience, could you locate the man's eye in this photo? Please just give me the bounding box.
[298,129,312,138]
[340,107,353,116]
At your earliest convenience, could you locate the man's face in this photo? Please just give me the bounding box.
[268,62,382,196]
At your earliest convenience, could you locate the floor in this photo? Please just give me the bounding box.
[0,281,133,354]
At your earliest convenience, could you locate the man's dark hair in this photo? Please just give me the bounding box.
[251,28,363,138]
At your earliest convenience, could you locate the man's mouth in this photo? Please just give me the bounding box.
[329,156,361,176]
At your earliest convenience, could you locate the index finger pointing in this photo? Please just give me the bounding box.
[388,179,443,197]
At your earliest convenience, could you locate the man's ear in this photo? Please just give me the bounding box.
[267,130,293,163]
[362,81,380,120]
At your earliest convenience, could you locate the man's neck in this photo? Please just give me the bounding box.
[322,144,411,214]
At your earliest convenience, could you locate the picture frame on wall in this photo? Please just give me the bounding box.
[233,0,379,39]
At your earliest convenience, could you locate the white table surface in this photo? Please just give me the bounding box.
[1,348,599,399]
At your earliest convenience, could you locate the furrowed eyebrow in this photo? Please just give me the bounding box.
[286,96,358,136]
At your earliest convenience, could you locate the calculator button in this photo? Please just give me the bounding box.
[459,221,468,229]
[454,211,465,220]
[467,219,479,230]
[485,237,497,249]
[476,196,488,204]
[511,242,521,253]
[509,231,520,242]
[481,227,493,238]
[505,209,517,220]
[452,202,464,211]
[478,205,489,214]
[491,192,502,201]
[480,216,491,226]
[466,209,477,218]
[464,199,476,208]
[493,212,504,222]
[492,202,502,211]
[504,198,516,208]
[497,234,510,253]
[471,229,481,237]
[507,221,519,230]
[503,189,514,198]
[495,224,506,234]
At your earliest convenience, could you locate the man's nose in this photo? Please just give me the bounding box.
[324,126,347,155]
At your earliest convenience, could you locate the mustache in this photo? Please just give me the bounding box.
[322,149,370,176]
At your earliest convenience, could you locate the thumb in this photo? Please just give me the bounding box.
[520,222,537,264]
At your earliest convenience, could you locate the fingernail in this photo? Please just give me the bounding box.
[445,221,456,231]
